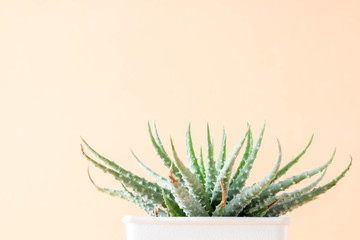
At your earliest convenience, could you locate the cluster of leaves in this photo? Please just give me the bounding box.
[81,122,351,217]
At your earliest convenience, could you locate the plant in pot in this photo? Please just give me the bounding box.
[81,122,351,240]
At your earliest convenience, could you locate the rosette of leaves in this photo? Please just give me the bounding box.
[81,122,351,217]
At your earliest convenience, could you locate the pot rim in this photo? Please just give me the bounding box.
[122,216,291,225]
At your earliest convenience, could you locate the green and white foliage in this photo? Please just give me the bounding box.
[82,122,351,217]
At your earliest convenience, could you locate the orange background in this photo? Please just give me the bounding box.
[1,1,359,240]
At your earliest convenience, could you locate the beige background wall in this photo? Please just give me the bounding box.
[1,0,359,239]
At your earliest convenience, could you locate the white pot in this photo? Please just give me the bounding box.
[122,216,291,240]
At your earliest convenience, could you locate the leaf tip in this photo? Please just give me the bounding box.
[217,178,226,207]
[170,137,175,150]
[169,162,178,184]
[267,198,280,209]
[80,144,85,155]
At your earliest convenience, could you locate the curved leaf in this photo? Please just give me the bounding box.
[211,125,250,206]
[266,159,352,217]
[148,122,183,182]
[231,125,253,185]
[131,150,170,188]
[273,134,314,182]
[245,169,326,216]
[224,139,281,216]
[227,122,266,200]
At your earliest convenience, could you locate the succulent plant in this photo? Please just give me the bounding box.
[81,122,352,217]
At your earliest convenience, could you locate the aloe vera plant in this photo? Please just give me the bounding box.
[81,122,352,217]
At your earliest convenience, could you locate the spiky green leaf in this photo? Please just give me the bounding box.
[223,139,282,216]
[231,125,253,184]
[227,122,266,200]
[273,134,314,182]
[131,150,170,188]
[169,178,209,217]
[255,149,335,202]
[265,159,352,217]
[199,146,205,177]
[162,189,184,217]
[211,125,250,206]
[81,142,169,199]
[205,123,217,196]
[83,152,165,206]
[170,138,212,213]
[87,169,164,216]
[216,128,227,170]
[148,122,183,182]
[186,124,205,184]
[81,137,122,171]
[245,169,327,216]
